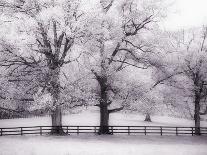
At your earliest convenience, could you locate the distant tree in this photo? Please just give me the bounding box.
[123,80,162,122]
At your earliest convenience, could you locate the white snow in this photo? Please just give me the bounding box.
[0,110,207,128]
[0,135,207,155]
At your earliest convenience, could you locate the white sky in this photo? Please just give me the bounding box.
[81,0,207,30]
[163,0,207,30]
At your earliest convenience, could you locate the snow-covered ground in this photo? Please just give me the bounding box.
[0,110,207,127]
[0,111,207,155]
[0,135,207,155]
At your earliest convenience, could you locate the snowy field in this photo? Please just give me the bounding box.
[0,111,207,155]
[0,135,207,155]
[0,110,207,127]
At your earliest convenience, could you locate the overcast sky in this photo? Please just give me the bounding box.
[82,0,207,30]
[163,0,207,30]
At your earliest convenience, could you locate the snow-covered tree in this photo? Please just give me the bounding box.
[0,0,85,134]
[80,0,166,134]
[153,27,207,135]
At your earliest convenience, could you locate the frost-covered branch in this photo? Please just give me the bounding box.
[200,106,207,115]
[108,106,124,113]
[100,0,115,13]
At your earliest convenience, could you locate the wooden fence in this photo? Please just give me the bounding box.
[0,126,207,136]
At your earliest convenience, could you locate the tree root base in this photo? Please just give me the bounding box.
[144,118,152,122]
[98,129,113,135]
[50,128,69,136]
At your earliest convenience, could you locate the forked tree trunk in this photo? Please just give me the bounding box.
[144,113,152,122]
[96,72,123,134]
[194,95,201,135]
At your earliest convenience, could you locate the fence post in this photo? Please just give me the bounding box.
[0,128,2,136]
[111,126,114,135]
[67,126,69,134]
[128,126,130,135]
[77,126,79,135]
[40,126,42,135]
[144,126,147,135]
[160,127,163,136]
[191,127,194,136]
[176,127,178,136]
[94,126,96,133]
[20,127,23,135]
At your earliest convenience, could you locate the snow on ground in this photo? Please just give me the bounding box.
[0,135,207,155]
[0,110,207,155]
[0,110,207,128]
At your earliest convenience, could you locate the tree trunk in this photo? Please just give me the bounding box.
[97,75,111,134]
[99,105,110,134]
[49,67,65,135]
[95,38,112,135]
[144,113,152,122]
[51,105,65,135]
[194,95,201,135]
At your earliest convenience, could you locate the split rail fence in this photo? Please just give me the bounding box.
[0,126,207,136]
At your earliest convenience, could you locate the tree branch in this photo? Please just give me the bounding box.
[59,37,74,65]
[151,71,184,89]
[111,59,149,70]
[200,106,207,115]
[0,106,24,114]
[61,53,82,66]
[108,106,124,113]
[100,0,115,13]
[91,69,101,81]
[124,15,153,37]
[108,43,120,65]
[94,104,101,107]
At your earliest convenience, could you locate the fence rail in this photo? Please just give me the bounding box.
[0,126,207,136]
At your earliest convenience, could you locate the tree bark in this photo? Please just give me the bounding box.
[194,95,201,135]
[51,105,65,135]
[49,67,65,135]
[99,105,110,134]
[97,75,111,134]
[144,113,152,122]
